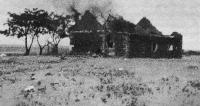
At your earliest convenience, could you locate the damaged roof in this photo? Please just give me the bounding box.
[70,10,103,32]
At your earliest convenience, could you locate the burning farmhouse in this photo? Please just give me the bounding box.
[69,10,182,58]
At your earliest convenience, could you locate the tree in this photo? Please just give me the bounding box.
[31,8,49,55]
[2,8,49,55]
[46,13,71,55]
[36,34,48,55]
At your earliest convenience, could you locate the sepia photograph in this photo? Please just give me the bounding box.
[0,0,200,106]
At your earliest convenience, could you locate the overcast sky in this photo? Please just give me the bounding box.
[0,0,200,50]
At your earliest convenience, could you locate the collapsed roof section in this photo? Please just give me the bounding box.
[135,17,163,36]
[105,15,136,33]
[70,10,103,32]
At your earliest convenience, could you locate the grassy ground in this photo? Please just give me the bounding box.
[0,55,200,106]
[0,45,71,56]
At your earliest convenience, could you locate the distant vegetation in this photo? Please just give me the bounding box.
[183,50,200,56]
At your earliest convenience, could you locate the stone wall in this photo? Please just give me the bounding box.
[70,32,103,54]
[112,33,183,58]
[113,33,128,57]
[70,32,183,58]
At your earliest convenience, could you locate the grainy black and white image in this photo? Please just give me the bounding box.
[0,0,200,106]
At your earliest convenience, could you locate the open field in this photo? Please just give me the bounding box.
[0,45,71,56]
[0,55,200,106]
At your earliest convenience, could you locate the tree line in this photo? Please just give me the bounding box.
[0,8,74,55]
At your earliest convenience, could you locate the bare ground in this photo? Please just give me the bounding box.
[0,56,200,106]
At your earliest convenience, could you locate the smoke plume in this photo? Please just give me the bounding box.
[50,0,115,23]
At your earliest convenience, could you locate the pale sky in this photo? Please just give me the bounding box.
[0,0,200,50]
